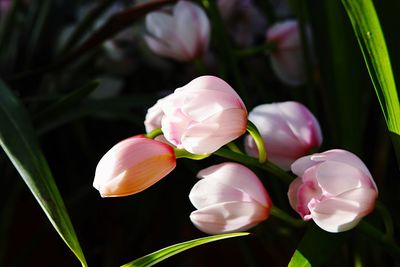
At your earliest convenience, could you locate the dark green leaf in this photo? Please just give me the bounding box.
[0,80,87,266]
[288,224,346,267]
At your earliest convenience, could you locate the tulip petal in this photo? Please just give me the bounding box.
[182,108,247,154]
[315,161,366,196]
[310,198,363,233]
[93,136,176,197]
[310,149,376,190]
[287,177,303,213]
[190,201,269,234]
[195,162,271,207]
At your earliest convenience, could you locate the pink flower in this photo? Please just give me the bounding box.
[245,101,322,170]
[144,1,210,62]
[266,20,306,86]
[93,135,176,197]
[189,162,272,234]
[145,76,248,154]
[288,149,378,233]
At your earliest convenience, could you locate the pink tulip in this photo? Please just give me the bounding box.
[93,135,176,197]
[245,101,322,170]
[288,149,378,233]
[144,1,210,62]
[189,162,272,234]
[266,20,307,86]
[145,76,248,154]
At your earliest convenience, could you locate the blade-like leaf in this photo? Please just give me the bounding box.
[341,0,400,164]
[34,80,100,121]
[0,80,87,266]
[121,232,249,267]
[288,224,345,267]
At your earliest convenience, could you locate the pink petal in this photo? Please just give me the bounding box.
[310,149,376,190]
[195,162,271,207]
[190,201,269,234]
[181,108,247,154]
[309,197,364,233]
[287,177,303,213]
[291,154,318,177]
[93,136,176,197]
[315,161,367,196]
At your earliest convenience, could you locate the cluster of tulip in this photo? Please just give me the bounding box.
[93,75,378,234]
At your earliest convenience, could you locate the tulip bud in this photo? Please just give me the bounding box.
[145,76,248,154]
[189,162,272,234]
[245,101,322,170]
[266,20,307,86]
[288,149,378,233]
[93,135,176,197]
[144,1,210,62]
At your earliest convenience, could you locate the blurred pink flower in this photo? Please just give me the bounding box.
[218,0,266,47]
[288,149,378,233]
[189,162,272,234]
[93,135,176,197]
[0,0,11,16]
[145,76,248,154]
[245,101,322,170]
[144,1,210,62]
[266,20,307,86]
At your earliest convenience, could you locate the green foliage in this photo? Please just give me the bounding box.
[0,80,87,266]
[341,0,400,165]
[121,233,249,267]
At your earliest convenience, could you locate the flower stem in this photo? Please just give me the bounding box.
[270,206,306,228]
[246,120,267,163]
[214,148,294,184]
[357,220,400,261]
[174,148,210,160]
[235,43,277,57]
[145,128,163,139]
[376,201,394,240]
[226,142,243,154]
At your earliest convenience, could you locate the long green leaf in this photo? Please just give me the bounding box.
[341,0,400,164]
[121,232,249,267]
[0,80,87,266]
[288,224,345,267]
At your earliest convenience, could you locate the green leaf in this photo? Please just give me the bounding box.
[341,0,400,164]
[34,80,100,122]
[121,232,249,267]
[288,224,346,267]
[0,80,87,266]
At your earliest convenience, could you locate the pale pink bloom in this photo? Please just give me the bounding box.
[288,149,378,233]
[245,101,322,170]
[93,135,176,197]
[267,20,306,86]
[0,0,11,16]
[189,162,272,234]
[144,1,210,62]
[145,76,248,154]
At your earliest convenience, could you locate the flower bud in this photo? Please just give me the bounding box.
[288,149,378,233]
[93,135,176,197]
[144,1,210,62]
[266,20,307,86]
[145,76,248,154]
[189,162,272,234]
[245,101,322,170]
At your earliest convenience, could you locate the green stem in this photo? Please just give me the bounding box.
[235,43,277,57]
[357,220,400,261]
[226,142,243,154]
[270,206,306,228]
[145,128,163,139]
[201,0,249,105]
[174,148,210,160]
[376,201,394,240]
[246,120,267,163]
[214,147,294,184]
[193,58,208,75]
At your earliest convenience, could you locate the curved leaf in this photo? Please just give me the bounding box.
[121,232,249,267]
[341,0,400,165]
[0,80,87,266]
